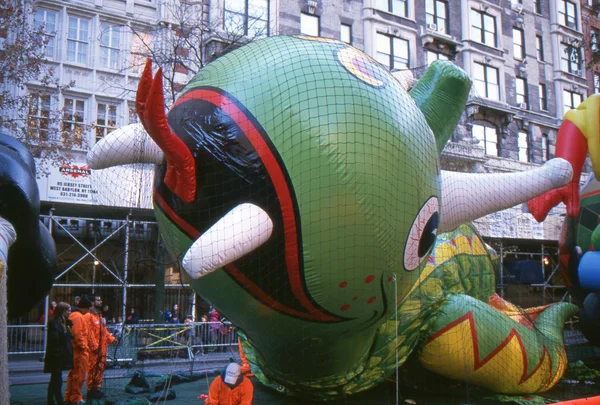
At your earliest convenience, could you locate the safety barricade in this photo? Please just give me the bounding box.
[7,322,239,359]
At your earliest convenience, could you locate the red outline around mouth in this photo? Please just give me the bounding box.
[157,89,341,322]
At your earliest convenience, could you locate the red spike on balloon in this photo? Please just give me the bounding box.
[136,59,154,131]
[136,61,196,203]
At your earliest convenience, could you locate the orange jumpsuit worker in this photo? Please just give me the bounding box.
[86,296,116,398]
[205,362,253,405]
[64,295,92,405]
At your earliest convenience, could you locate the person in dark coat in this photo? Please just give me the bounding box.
[44,302,74,405]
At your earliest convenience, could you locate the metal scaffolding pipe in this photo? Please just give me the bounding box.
[122,214,130,323]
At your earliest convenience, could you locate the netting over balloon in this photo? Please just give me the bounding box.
[86,36,597,401]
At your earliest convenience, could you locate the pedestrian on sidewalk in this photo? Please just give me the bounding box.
[64,295,92,405]
[44,302,74,405]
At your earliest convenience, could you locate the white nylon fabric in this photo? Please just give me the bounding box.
[182,203,274,279]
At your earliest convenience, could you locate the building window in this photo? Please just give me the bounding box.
[63,98,86,147]
[130,33,151,74]
[67,16,89,64]
[473,124,498,156]
[426,0,448,34]
[99,23,121,70]
[426,50,448,66]
[563,89,583,112]
[300,13,319,36]
[376,34,409,70]
[376,0,408,17]
[561,43,582,74]
[128,104,138,125]
[539,83,547,110]
[473,62,499,101]
[541,134,549,161]
[518,130,529,162]
[558,0,577,29]
[224,0,269,37]
[96,103,118,143]
[595,74,600,94]
[471,9,496,47]
[513,28,525,60]
[592,30,599,53]
[27,94,52,141]
[536,35,544,61]
[516,77,528,108]
[534,0,541,14]
[33,9,57,59]
[340,24,351,44]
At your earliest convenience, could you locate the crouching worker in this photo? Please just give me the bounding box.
[205,362,253,405]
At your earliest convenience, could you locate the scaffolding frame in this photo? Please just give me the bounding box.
[40,209,197,327]
[495,241,569,306]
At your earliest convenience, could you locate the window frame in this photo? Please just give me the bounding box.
[66,15,90,65]
[516,77,528,108]
[99,22,122,70]
[340,23,352,44]
[33,8,58,60]
[558,0,577,30]
[473,62,500,101]
[536,35,544,61]
[563,89,583,112]
[471,9,497,47]
[62,97,87,148]
[376,0,408,18]
[376,33,409,70]
[539,83,548,111]
[425,0,448,34]
[561,43,582,74]
[300,12,320,37]
[541,133,549,162]
[426,50,448,66]
[513,28,525,60]
[27,93,53,142]
[518,130,529,162]
[472,123,499,156]
[95,102,119,144]
[224,0,270,38]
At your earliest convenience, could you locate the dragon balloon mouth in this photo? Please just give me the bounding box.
[182,203,274,279]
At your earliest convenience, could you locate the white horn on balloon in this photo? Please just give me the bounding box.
[87,123,164,169]
[182,203,274,279]
[439,157,573,232]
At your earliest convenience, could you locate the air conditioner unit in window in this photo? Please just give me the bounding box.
[426,23,438,31]
[512,3,524,12]
[517,102,527,109]
[574,69,583,76]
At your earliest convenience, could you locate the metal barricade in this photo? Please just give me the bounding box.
[6,322,239,359]
[7,325,46,355]
[107,322,238,362]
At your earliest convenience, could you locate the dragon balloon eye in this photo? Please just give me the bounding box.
[404,196,439,271]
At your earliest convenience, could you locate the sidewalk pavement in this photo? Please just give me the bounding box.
[9,351,235,386]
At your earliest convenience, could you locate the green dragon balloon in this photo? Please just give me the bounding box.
[89,36,578,399]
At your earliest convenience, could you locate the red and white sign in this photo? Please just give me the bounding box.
[46,162,98,204]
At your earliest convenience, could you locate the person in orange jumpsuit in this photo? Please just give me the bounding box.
[64,295,92,405]
[86,295,116,399]
[205,362,253,405]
